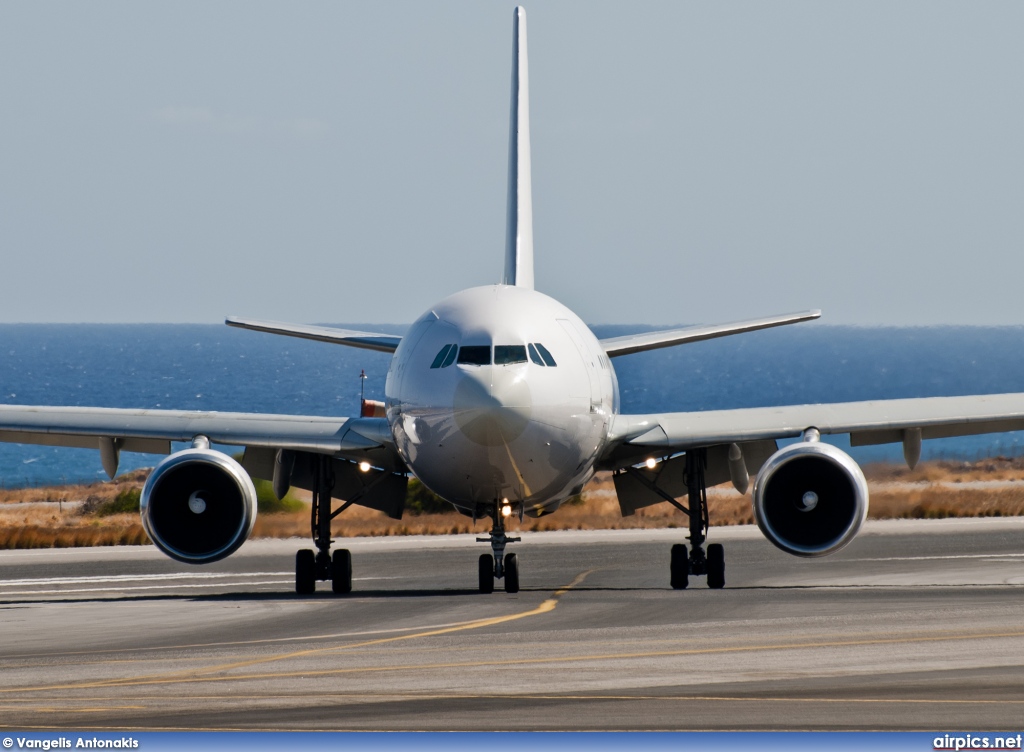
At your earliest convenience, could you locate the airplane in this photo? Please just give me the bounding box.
[4,6,1024,596]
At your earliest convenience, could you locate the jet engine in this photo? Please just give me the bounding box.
[140,448,257,564]
[751,440,868,557]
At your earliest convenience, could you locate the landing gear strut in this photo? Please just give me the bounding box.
[295,454,352,595]
[476,500,521,594]
[667,449,725,590]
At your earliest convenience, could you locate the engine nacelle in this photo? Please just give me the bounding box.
[751,441,868,557]
[140,448,257,564]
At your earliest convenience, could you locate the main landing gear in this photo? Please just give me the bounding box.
[476,500,521,594]
[296,455,353,595]
[668,449,725,590]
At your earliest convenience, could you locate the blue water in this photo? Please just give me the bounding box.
[3,324,1024,487]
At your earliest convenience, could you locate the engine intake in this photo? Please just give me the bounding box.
[141,448,257,564]
[752,441,868,557]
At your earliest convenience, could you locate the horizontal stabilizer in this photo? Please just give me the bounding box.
[226,317,401,353]
[599,310,821,358]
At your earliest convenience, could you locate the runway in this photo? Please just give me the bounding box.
[1,518,1024,731]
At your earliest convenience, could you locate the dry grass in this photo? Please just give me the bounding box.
[869,487,1024,520]
[0,469,153,549]
[0,468,149,506]
[0,521,149,549]
[3,457,1024,549]
[861,455,1024,483]
[252,511,493,540]
[0,506,150,550]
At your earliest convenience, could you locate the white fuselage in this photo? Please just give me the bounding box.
[385,285,619,516]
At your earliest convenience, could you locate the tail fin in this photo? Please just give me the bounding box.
[502,6,534,289]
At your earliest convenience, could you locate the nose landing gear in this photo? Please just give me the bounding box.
[477,500,521,593]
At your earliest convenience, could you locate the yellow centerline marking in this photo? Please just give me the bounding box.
[4,615,500,661]
[1,570,593,694]
[6,570,1024,699]
[3,692,1021,720]
[14,622,1024,696]
[2,692,1022,733]
[8,624,978,671]
[5,692,1024,707]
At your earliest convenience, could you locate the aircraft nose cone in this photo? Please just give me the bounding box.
[454,367,533,447]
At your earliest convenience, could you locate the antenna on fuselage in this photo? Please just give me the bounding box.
[502,6,534,290]
[359,369,385,418]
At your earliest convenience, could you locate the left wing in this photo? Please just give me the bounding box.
[602,392,1024,468]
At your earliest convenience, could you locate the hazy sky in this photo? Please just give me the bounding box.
[2,2,1022,326]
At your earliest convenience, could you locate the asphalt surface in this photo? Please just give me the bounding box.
[1,518,1023,731]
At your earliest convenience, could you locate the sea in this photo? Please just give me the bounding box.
[3,323,1024,488]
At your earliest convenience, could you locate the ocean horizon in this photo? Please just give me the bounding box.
[3,323,1024,488]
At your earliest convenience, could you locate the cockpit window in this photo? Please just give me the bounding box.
[528,343,544,366]
[457,345,491,366]
[430,344,453,369]
[430,344,459,369]
[494,345,527,365]
[534,343,557,367]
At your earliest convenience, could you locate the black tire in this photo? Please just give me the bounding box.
[478,554,495,594]
[296,549,316,594]
[332,549,352,594]
[707,543,725,589]
[504,553,520,594]
[670,544,689,590]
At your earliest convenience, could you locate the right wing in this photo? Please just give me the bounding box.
[226,317,401,353]
[599,310,821,357]
[0,404,402,470]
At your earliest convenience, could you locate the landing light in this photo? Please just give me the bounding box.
[358,461,372,473]
[645,458,657,470]
[501,503,512,518]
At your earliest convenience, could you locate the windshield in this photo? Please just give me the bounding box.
[456,346,491,366]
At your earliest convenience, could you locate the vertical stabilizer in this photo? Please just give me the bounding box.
[503,6,534,289]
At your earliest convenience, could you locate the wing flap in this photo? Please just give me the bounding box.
[0,430,169,455]
[850,416,1024,446]
[241,445,407,518]
[613,440,777,514]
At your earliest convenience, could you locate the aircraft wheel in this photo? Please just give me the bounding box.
[332,549,352,594]
[670,544,689,590]
[478,554,495,594]
[707,543,725,589]
[504,553,520,594]
[296,549,316,594]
